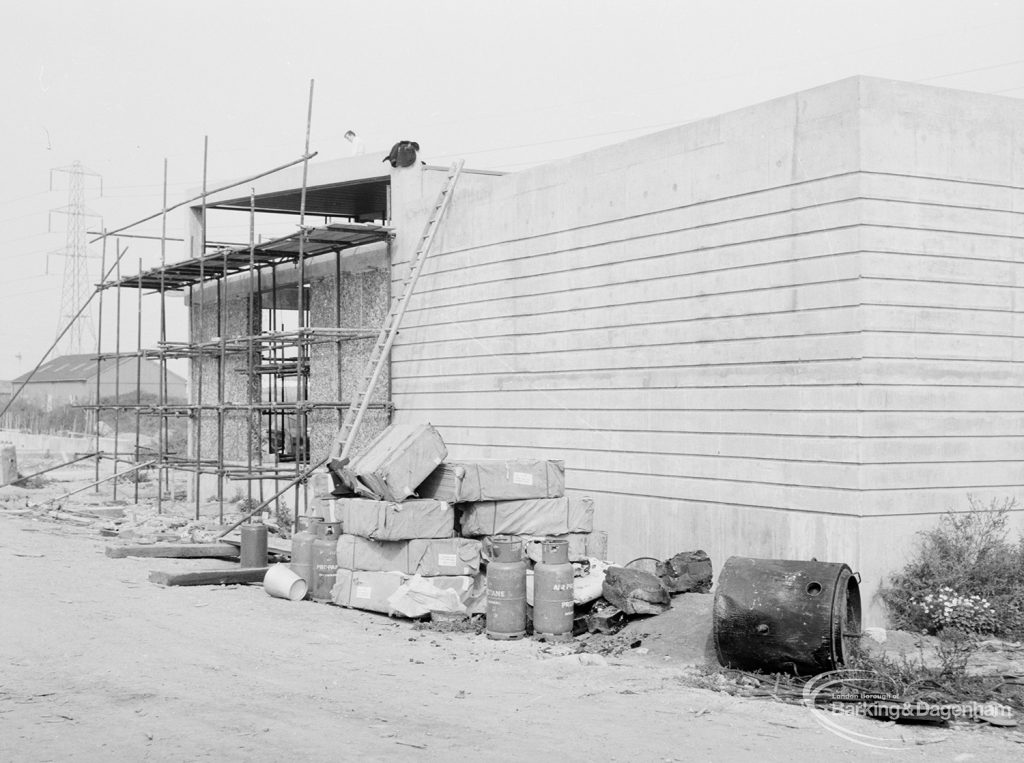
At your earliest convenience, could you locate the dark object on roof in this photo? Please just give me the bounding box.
[383,141,420,168]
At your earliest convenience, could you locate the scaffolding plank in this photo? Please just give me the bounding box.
[148,566,269,587]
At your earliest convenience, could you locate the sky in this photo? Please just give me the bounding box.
[0,0,1022,381]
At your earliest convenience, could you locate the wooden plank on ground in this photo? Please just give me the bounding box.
[106,543,240,559]
[148,567,269,587]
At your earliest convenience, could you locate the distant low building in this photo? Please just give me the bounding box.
[10,354,187,411]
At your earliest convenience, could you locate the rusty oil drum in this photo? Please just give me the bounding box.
[713,556,862,676]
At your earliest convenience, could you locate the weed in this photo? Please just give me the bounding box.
[880,495,1024,638]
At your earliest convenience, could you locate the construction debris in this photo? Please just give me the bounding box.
[601,566,672,616]
[657,550,713,594]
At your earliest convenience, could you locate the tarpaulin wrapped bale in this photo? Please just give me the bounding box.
[417,459,565,502]
[336,534,482,576]
[332,424,447,502]
[337,498,454,541]
[332,568,483,615]
[459,496,594,536]
[475,533,589,563]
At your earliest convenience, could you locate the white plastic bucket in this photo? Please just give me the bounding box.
[263,563,308,601]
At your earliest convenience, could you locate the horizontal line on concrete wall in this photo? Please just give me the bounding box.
[405,274,862,321]
[561,488,859,518]
[864,355,1024,365]
[402,304,862,346]
[867,170,1024,194]
[862,301,1021,316]
[397,382,1024,393]
[388,357,914,380]
[399,169,1024,267]
[859,223,1024,244]
[393,329,862,364]
[402,404,1024,415]
[409,236,862,298]
[866,195,1024,219]
[405,288,858,334]
[404,171,864,259]
[425,423,1024,440]
[864,275,1024,291]
[565,467,1024,494]
[442,439,1024,467]
[398,320,1024,353]
[861,507,1024,519]
[866,328,1024,340]
[403,204,864,282]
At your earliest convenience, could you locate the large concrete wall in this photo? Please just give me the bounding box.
[389,77,1024,625]
[849,78,1024,604]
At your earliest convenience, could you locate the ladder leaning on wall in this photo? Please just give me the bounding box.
[219,159,465,536]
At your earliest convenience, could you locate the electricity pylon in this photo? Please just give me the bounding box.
[49,161,102,355]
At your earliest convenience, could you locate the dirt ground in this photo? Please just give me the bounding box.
[3,463,1024,761]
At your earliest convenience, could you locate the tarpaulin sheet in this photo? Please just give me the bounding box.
[337,498,454,541]
[417,459,565,502]
[335,534,482,576]
[458,496,594,536]
[332,569,484,615]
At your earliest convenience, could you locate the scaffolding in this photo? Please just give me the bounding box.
[70,81,399,523]
[88,217,394,524]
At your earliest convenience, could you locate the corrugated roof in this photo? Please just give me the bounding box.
[12,354,186,385]
[107,221,392,291]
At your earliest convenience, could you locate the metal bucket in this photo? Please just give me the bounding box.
[713,556,861,676]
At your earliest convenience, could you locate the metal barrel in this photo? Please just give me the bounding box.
[239,524,268,568]
[713,556,861,676]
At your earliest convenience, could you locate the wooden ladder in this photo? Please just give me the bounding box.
[329,159,465,468]
[218,160,464,537]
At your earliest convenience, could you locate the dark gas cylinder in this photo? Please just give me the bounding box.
[533,539,574,641]
[239,523,268,568]
[290,516,324,597]
[486,536,527,640]
[713,556,862,676]
[311,521,343,602]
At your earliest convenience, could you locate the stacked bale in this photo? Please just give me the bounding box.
[327,424,485,614]
[418,460,601,563]
[330,497,485,615]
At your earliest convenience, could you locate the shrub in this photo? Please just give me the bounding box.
[880,495,1024,638]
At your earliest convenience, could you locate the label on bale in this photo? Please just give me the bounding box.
[355,585,372,599]
[437,553,458,567]
[512,472,534,486]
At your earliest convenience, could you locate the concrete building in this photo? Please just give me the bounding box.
[11,354,187,410]
[163,75,1023,624]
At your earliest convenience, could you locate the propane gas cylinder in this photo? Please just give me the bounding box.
[311,521,343,602]
[533,539,574,641]
[486,536,527,640]
[289,516,324,597]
